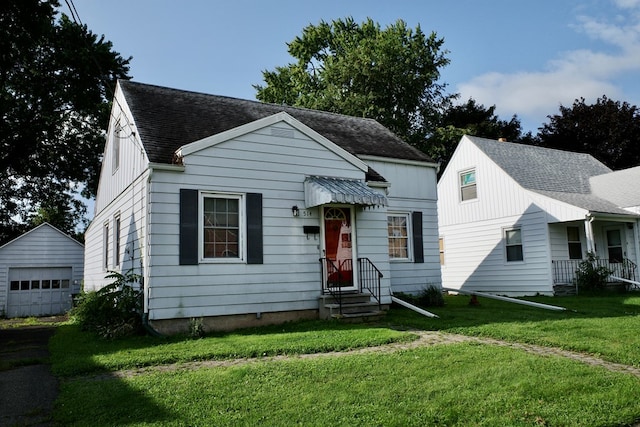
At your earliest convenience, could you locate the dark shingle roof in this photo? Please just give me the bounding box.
[468,136,635,215]
[119,81,434,168]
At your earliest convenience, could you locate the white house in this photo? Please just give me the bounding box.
[83,80,441,334]
[0,223,83,317]
[438,135,640,296]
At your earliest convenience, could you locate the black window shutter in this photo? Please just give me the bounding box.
[246,193,263,264]
[179,189,199,265]
[412,211,424,264]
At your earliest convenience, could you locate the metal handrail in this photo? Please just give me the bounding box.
[320,257,383,315]
[319,257,344,313]
[357,257,383,309]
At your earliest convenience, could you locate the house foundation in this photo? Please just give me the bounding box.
[149,309,319,335]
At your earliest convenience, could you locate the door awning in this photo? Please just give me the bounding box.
[304,176,388,208]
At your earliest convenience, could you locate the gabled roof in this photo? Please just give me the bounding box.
[119,81,434,169]
[590,166,640,209]
[467,136,635,216]
[0,222,83,251]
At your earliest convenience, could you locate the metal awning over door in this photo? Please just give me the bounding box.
[304,176,388,208]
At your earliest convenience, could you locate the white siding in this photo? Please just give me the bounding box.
[146,122,390,320]
[438,137,556,296]
[94,83,149,214]
[440,210,554,296]
[84,171,148,292]
[365,158,441,294]
[0,224,84,316]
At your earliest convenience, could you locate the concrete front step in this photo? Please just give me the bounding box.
[319,292,388,320]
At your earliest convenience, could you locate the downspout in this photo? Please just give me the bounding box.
[443,288,567,311]
[390,291,439,318]
[584,213,596,255]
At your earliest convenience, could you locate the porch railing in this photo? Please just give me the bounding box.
[320,257,347,313]
[357,258,382,309]
[319,257,383,314]
[552,258,637,285]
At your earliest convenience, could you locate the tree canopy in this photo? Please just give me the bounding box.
[535,96,640,170]
[254,17,454,149]
[0,0,131,243]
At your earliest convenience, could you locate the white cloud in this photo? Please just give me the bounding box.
[456,0,640,131]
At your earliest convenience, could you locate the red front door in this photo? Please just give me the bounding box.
[323,207,354,289]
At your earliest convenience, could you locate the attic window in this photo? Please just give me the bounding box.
[460,169,477,201]
[112,120,121,174]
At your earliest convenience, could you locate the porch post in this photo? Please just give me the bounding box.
[584,214,596,255]
[634,219,640,267]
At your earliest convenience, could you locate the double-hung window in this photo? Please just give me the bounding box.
[103,222,109,269]
[505,227,523,262]
[114,214,121,267]
[112,120,120,174]
[567,226,582,260]
[180,190,262,265]
[387,213,411,260]
[460,169,477,201]
[202,193,242,259]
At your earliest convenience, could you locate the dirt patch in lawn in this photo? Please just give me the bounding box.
[80,330,640,381]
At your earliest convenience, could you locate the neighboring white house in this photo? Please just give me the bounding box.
[0,223,83,317]
[438,135,640,296]
[83,80,441,334]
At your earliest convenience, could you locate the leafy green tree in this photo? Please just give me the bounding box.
[429,99,531,172]
[535,96,640,170]
[0,0,131,243]
[254,17,454,149]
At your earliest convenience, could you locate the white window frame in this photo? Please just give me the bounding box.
[114,213,121,267]
[439,237,445,265]
[199,192,245,263]
[504,226,524,263]
[459,168,477,202]
[567,226,582,260]
[387,212,413,261]
[112,120,121,174]
[103,221,110,270]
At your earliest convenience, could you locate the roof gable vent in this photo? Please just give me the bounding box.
[271,127,294,138]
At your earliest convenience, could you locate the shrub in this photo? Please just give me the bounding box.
[574,252,612,291]
[417,284,445,307]
[70,269,143,339]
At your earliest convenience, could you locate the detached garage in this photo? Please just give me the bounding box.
[0,223,83,318]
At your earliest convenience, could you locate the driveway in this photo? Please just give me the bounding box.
[0,318,62,427]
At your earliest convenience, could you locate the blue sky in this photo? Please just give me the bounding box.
[67,0,640,134]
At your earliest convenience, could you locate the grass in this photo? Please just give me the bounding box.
[50,320,416,377]
[386,293,640,367]
[51,293,640,426]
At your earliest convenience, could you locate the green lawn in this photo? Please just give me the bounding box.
[51,293,640,426]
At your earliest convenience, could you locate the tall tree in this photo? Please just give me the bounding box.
[0,0,131,243]
[254,17,454,150]
[535,96,640,170]
[429,99,530,173]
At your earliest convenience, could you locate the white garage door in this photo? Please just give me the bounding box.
[7,267,73,318]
